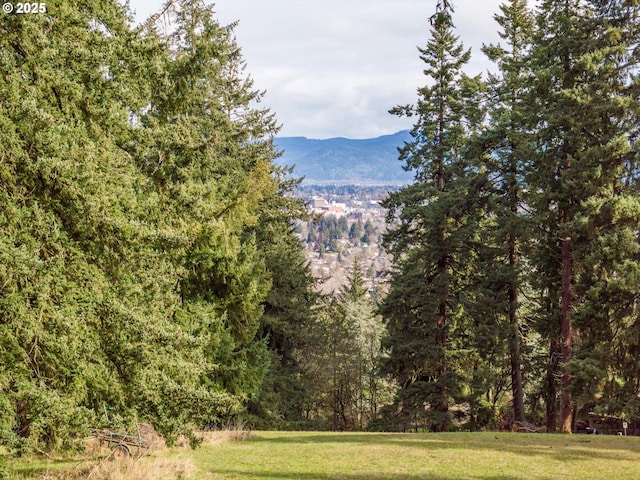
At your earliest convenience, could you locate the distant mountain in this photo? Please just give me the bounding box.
[274,130,413,185]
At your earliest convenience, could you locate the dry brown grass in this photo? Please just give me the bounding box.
[27,454,195,480]
[16,424,252,479]
[82,456,195,480]
[28,424,191,480]
[199,429,251,446]
[84,457,194,480]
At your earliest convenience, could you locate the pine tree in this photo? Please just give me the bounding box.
[248,170,320,427]
[381,4,483,431]
[526,0,584,433]
[136,0,281,406]
[562,0,640,423]
[339,259,386,429]
[527,0,640,432]
[479,0,535,424]
[0,0,298,449]
[0,0,208,448]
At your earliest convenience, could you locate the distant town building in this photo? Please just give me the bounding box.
[311,197,329,209]
[310,197,347,217]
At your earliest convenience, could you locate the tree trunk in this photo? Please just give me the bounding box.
[559,1,574,434]
[433,110,449,432]
[434,253,449,432]
[507,137,525,422]
[560,232,573,433]
[546,340,560,432]
[509,225,525,423]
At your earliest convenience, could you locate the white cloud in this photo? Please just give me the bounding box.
[130,0,518,138]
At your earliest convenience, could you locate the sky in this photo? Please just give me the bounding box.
[129,0,510,139]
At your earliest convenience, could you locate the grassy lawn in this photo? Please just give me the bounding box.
[7,431,640,479]
[185,431,640,480]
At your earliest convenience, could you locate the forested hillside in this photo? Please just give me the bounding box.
[274,132,413,185]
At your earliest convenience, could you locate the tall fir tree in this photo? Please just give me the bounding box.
[338,259,386,429]
[527,0,640,432]
[381,3,483,431]
[248,170,320,428]
[562,0,640,423]
[136,0,281,401]
[527,0,588,433]
[0,0,219,448]
[479,0,535,424]
[0,0,303,450]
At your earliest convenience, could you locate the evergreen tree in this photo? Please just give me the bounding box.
[304,259,386,431]
[248,171,319,428]
[529,0,584,434]
[0,0,300,449]
[381,4,483,431]
[0,0,173,450]
[133,0,283,431]
[349,219,364,246]
[561,0,640,424]
[478,0,535,424]
[527,0,640,432]
[339,259,386,429]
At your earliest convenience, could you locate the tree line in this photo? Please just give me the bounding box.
[304,216,377,253]
[381,0,640,433]
[0,0,393,454]
[2,0,639,455]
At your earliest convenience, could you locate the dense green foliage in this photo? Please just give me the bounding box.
[305,216,377,253]
[0,0,317,451]
[2,0,639,451]
[381,0,640,433]
[286,260,387,431]
[247,172,320,428]
[381,3,486,431]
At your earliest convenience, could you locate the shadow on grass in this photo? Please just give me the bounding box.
[209,468,553,480]
[251,432,640,464]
